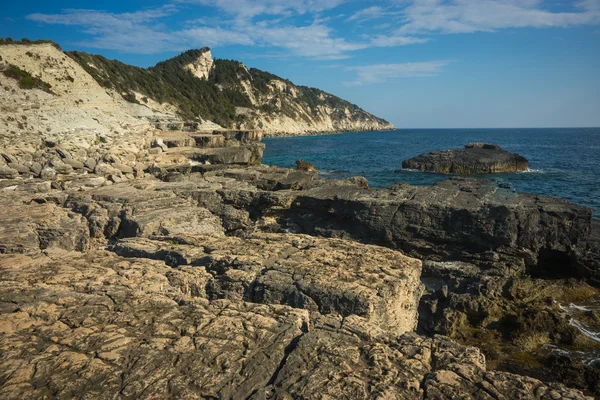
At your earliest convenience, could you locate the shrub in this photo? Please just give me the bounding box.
[3,65,53,93]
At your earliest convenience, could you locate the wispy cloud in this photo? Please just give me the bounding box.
[26,6,364,58]
[368,35,430,47]
[25,0,600,58]
[347,6,389,22]
[177,0,346,19]
[389,0,600,35]
[27,6,185,53]
[344,60,453,85]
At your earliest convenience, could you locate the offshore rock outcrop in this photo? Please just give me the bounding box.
[403,143,529,174]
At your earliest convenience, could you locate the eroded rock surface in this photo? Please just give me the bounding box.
[0,140,598,398]
[111,232,423,335]
[0,248,589,399]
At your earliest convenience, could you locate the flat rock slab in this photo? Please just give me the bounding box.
[0,192,89,254]
[111,232,423,335]
[258,317,589,399]
[403,143,529,174]
[0,250,587,400]
[159,143,265,167]
[286,177,593,269]
[67,182,224,238]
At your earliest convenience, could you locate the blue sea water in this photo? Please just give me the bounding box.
[262,128,600,219]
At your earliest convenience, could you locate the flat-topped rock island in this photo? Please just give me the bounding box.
[403,142,529,174]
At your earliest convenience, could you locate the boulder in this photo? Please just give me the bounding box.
[0,192,89,254]
[402,143,529,174]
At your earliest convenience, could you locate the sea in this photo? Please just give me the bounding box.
[263,128,600,219]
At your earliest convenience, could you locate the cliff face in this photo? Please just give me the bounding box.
[0,42,164,154]
[68,48,394,136]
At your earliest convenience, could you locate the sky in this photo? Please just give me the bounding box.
[1,0,599,128]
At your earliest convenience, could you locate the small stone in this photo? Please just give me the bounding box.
[19,153,33,163]
[0,165,18,179]
[30,162,43,176]
[1,153,15,164]
[63,158,85,169]
[9,163,31,174]
[84,158,97,170]
[94,162,120,177]
[51,181,63,190]
[148,147,162,155]
[53,162,74,174]
[112,163,133,174]
[40,167,57,180]
[109,174,125,183]
[123,154,136,163]
[74,149,88,159]
[56,148,70,159]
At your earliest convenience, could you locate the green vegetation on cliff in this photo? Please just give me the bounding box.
[67,48,390,128]
[2,64,53,93]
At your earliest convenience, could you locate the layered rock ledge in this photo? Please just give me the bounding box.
[402,143,529,174]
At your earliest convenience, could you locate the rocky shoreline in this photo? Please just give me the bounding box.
[1,129,599,399]
[262,125,396,138]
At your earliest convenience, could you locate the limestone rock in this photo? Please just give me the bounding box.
[52,161,74,174]
[0,165,18,179]
[112,232,423,334]
[29,162,43,176]
[0,192,89,254]
[63,158,85,170]
[83,157,97,170]
[296,159,317,172]
[39,166,56,180]
[0,250,309,400]
[8,163,30,174]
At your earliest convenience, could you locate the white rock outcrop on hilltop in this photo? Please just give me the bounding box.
[184,48,214,80]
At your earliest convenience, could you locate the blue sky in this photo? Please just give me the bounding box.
[1,0,599,128]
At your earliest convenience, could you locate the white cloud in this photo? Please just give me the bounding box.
[347,6,388,22]
[368,35,430,46]
[27,6,183,53]
[26,7,365,58]
[392,0,600,35]
[25,1,600,57]
[178,0,346,19]
[344,60,453,85]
